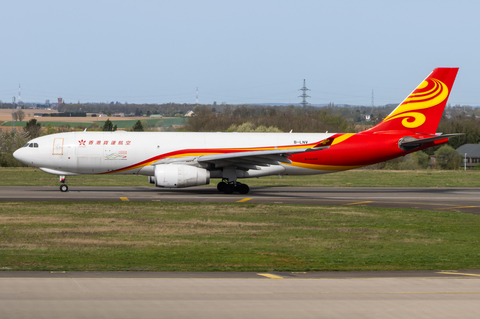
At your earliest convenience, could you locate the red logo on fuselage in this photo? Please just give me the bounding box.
[78,140,131,146]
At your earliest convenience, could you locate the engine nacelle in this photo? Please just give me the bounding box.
[154,164,210,188]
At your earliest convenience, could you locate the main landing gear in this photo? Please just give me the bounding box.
[59,175,68,192]
[217,179,250,194]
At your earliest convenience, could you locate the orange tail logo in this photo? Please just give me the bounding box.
[383,78,448,129]
[365,68,458,134]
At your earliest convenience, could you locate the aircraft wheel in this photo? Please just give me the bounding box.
[223,184,235,194]
[237,184,249,194]
[60,184,68,192]
[217,181,227,192]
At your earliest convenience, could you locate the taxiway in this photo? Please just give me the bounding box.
[1,270,480,318]
[1,186,480,213]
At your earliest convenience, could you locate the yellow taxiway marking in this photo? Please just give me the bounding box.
[257,273,284,279]
[50,271,66,274]
[439,206,480,210]
[237,198,252,203]
[344,201,373,206]
[437,271,480,277]
[120,197,129,201]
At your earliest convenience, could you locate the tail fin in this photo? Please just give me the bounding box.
[364,67,458,134]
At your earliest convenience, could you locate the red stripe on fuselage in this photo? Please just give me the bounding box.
[103,133,447,175]
[101,141,322,174]
[290,133,445,167]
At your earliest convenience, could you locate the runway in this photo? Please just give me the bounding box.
[2,187,480,318]
[1,270,480,319]
[1,186,480,213]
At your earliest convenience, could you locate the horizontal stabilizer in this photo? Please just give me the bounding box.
[398,133,463,151]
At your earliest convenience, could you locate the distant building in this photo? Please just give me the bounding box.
[428,155,436,168]
[361,114,371,121]
[456,144,480,169]
[185,110,194,117]
[114,113,125,117]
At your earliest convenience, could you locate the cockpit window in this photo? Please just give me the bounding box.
[29,144,33,148]
[24,143,30,147]
[33,143,38,148]
[24,143,39,148]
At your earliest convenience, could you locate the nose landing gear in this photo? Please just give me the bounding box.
[59,175,68,192]
[217,179,250,194]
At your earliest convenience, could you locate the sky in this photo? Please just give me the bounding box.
[1,0,479,106]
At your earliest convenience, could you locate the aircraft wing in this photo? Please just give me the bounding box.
[196,146,330,169]
[151,136,337,170]
[151,145,330,170]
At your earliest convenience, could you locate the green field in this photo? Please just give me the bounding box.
[1,201,479,271]
[2,168,479,272]
[1,167,480,188]
[3,121,89,128]
[2,117,186,128]
[108,118,187,128]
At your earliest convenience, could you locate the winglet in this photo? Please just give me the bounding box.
[313,136,336,148]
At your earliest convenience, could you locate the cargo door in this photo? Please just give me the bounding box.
[50,137,71,171]
[53,138,64,155]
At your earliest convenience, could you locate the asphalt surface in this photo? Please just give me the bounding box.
[1,270,480,319]
[2,187,480,318]
[1,269,480,279]
[1,186,480,213]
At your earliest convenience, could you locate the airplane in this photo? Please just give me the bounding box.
[13,67,461,194]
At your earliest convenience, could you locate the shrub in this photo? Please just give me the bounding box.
[434,145,462,170]
[0,132,29,167]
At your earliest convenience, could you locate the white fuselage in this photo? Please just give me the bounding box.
[14,131,335,178]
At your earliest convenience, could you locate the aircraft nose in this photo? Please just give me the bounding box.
[13,148,26,164]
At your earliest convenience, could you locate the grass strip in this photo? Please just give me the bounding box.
[1,168,480,188]
[1,201,479,271]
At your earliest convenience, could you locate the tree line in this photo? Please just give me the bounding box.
[184,105,480,170]
[186,105,354,133]
[2,105,480,169]
[58,103,195,118]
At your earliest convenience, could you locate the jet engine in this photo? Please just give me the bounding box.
[154,164,210,188]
